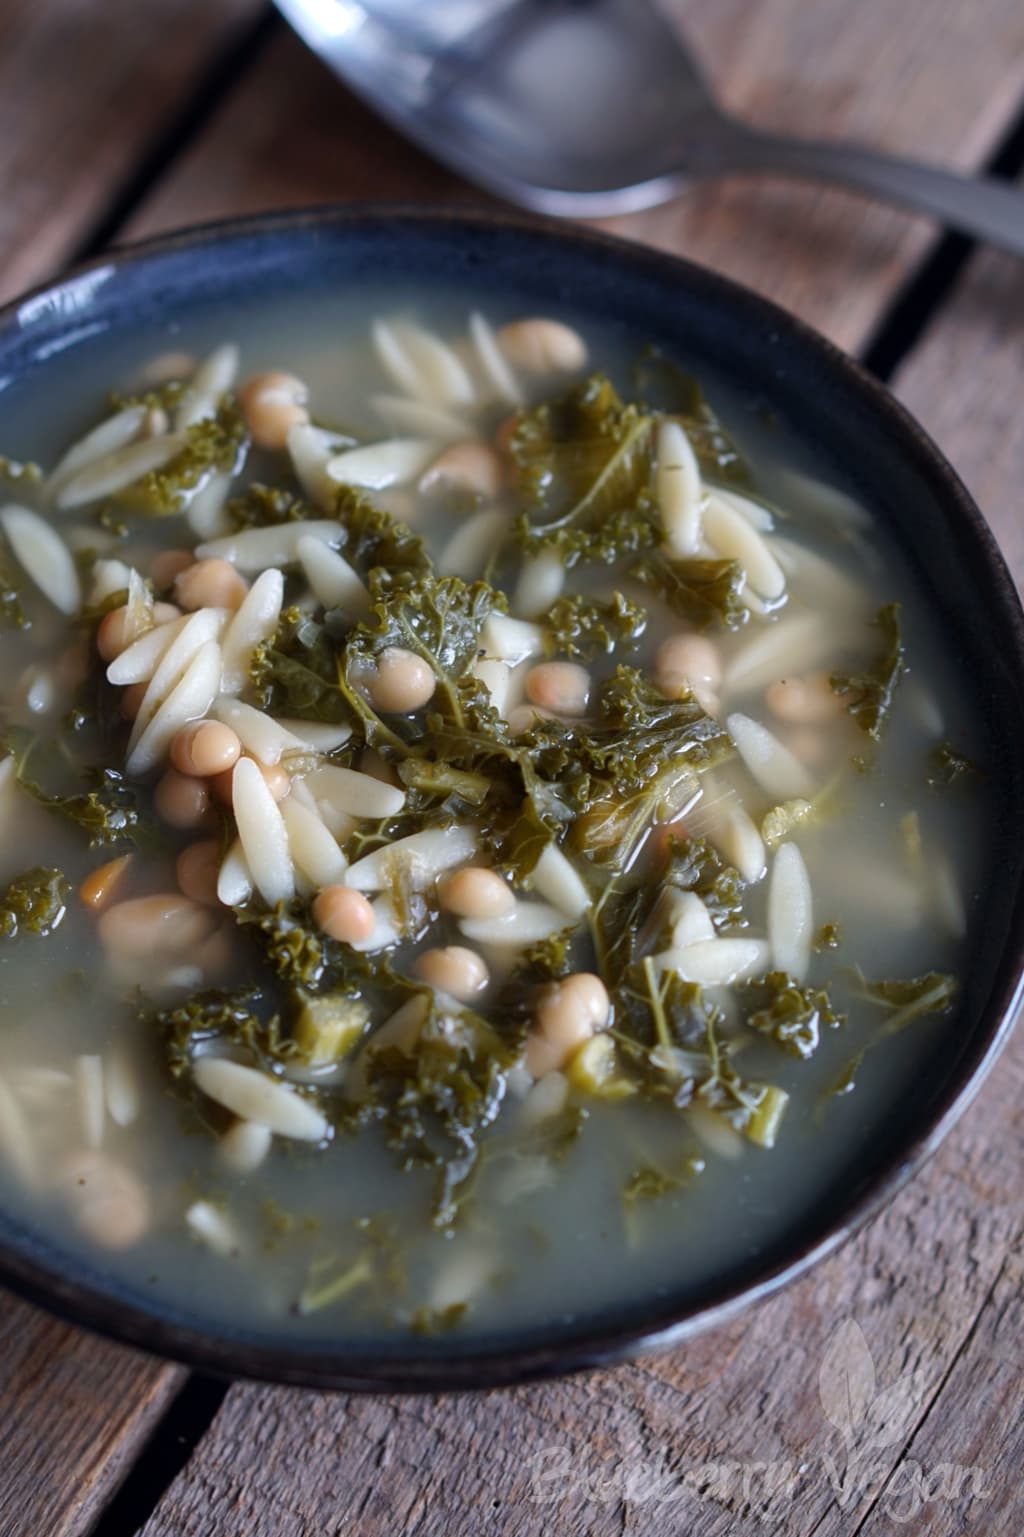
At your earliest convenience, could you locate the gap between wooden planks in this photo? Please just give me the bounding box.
[0,0,1021,1532]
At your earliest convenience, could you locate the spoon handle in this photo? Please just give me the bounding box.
[719,126,1024,257]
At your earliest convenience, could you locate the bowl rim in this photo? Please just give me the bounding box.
[0,201,1022,1393]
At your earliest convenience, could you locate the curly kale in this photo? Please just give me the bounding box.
[250,608,351,726]
[744,971,845,1059]
[123,400,247,515]
[158,986,295,1079]
[4,727,152,850]
[510,374,661,564]
[544,590,647,660]
[332,486,431,579]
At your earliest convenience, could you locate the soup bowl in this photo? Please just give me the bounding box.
[0,206,1021,1391]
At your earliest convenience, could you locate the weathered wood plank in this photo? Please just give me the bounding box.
[0,1291,183,1537]
[123,0,1024,354]
[0,0,265,305]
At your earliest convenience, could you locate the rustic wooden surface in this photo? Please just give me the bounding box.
[1,0,1023,1532]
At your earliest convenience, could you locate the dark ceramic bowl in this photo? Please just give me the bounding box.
[0,207,1022,1392]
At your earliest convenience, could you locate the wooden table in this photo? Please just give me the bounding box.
[2,2,1023,1532]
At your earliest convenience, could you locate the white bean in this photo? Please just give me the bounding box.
[496,318,587,374]
[61,1150,150,1247]
[525,661,590,715]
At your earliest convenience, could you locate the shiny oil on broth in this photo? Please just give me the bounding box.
[0,286,986,1346]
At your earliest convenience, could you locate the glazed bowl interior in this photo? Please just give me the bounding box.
[0,207,1022,1391]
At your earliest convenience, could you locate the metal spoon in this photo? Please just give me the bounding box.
[275,0,1024,256]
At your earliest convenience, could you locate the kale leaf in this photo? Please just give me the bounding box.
[5,727,152,849]
[124,401,247,515]
[510,374,661,564]
[831,603,905,740]
[744,970,845,1059]
[630,552,749,631]
[544,590,647,660]
[0,867,70,939]
[852,968,958,1034]
[631,348,747,482]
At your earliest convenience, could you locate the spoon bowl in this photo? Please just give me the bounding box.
[274,0,1024,249]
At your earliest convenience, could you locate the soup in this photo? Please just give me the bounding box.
[0,295,983,1344]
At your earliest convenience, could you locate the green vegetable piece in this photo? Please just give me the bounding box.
[157,987,295,1079]
[544,589,647,660]
[927,740,979,790]
[566,1033,635,1099]
[0,546,29,630]
[5,729,152,850]
[510,373,661,564]
[341,572,506,734]
[831,602,905,740]
[814,921,841,951]
[0,455,43,489]
[742,1084,790,1148]
[0,866,70,939]
[409,1302,468,1335]
[852,968,958,1034]
[745,970,845,1059]
[333,486,431,579]
[663,835,746,931]
[397,758,491,808]
[761,798,814,847]
[630,552,749,631]
[299,1252,374,1315]
[293,992,370,1064]
[631,348,747,481]
[122,400,246,515]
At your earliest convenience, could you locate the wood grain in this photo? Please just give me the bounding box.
[122,0,1024,354]
[0,1292,182,1537]
[0,0,264,305]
